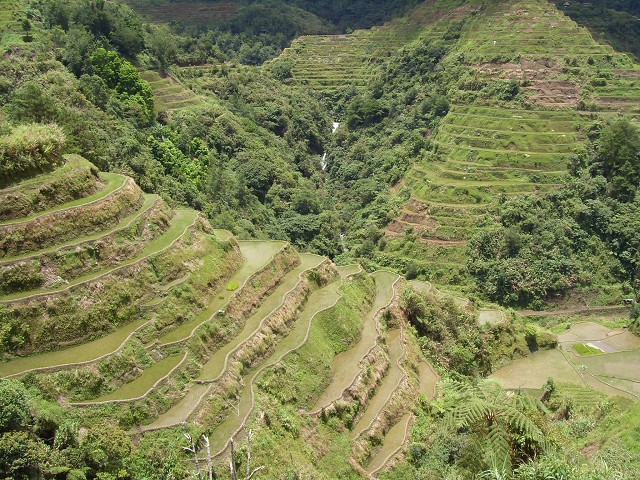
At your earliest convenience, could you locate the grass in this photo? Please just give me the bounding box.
[0,176,143,260]
[271,0,479,93]
[0,0,27,52]
[124,0,237,26]
[573,343,604,356]
[350,328,405,439]
[0,194,158,265]
[0,155,92,194]
[312,271,399,411]
[256,273,375,409]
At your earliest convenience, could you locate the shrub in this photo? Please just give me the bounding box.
[0,124,66,184]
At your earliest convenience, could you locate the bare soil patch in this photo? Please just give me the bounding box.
[476,59,561,81]
[526,80,580,106]
[422,239,467,246]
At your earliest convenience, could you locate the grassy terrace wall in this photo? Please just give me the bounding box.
[60,247,307,426]
[378,0,640,288]
[17,237,245,401]
[124,0,237,26]
[140,71,201,111]
[256,272,376,408]
[314,275,404,423]
[192,260,339,430]
[0,156,99,221]
[0,215,233,356]
[0,175,144,257]
[0,195,172,294]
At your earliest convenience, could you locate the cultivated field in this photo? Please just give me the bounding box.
[492,322,640,399]
[0,157,440,476]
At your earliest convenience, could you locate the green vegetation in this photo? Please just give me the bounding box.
[0,124,66,184]
[573,343,604,356]
[1,0,640,478]
[257,273,375,407]
[467,119,640,308]
[0,156,98,221]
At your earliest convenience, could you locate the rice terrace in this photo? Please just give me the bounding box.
[1,0,640,478]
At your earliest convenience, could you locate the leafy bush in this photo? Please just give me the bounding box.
[0,124,66,184]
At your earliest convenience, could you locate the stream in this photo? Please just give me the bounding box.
[320,121,340,171]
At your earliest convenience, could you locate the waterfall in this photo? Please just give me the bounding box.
[321,122,340,171]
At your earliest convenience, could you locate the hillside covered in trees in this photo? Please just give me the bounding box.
[1,0,640,478]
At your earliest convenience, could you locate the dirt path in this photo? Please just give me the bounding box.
[519,305,630,317]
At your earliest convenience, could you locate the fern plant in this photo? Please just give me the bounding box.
[441,379,550,475]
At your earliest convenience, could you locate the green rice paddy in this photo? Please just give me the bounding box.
[0,319,149,378]
[157,241,286,345]
[350,328,405,439]
[196,252,323,381]
[312,271,400,411]
[573,343,604,356]
[83,354,184,403]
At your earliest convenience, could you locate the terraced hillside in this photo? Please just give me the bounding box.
[0,0,25,49]
[379,0,640,286]
[0,155,441,477]
[126,0,237,26]
[273,0,481,93]
[141,71,202,112]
